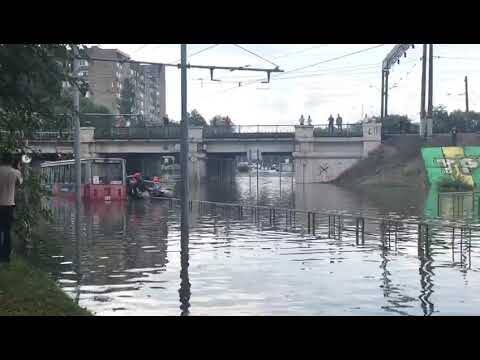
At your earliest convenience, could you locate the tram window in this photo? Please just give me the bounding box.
[91,161,123,185]
[60,165,65,183]
[81,163,86,184]
[65,165,71,183]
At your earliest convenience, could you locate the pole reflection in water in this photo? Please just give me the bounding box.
[74,197,82,305]
[179,228,191,316]
[35,169,480,315]
[418,227,435,316]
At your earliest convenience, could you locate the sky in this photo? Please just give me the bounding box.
[97,44,480,125]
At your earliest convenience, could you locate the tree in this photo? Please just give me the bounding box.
[210,115,234,127]
[432,105,451,133]
[382,114,416,133]
[188,109,207,126]
[431,105,480,133]
[79,98,113,129]
[55,89,113,129]
[0,44,86,242]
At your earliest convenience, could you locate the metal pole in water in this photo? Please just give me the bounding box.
[180,44,189,240]
[73,45,81,206]
[72,45,83,305]
[361,218,365,244]
[249,166,252,192]
[256,148,259,205]
[307,212,311,234]
[312,212,315,235]
[356,218,360,244]
[279,163,282,198]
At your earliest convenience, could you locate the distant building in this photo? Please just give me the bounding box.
[80,46,166,125]
[141,64,166,125]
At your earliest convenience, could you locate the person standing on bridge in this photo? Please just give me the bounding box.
[336,114,343,133]
[0,153,23,264]
[451,126,458,146]
[328,114,334,135]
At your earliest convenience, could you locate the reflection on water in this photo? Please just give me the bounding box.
[30,176,480,315]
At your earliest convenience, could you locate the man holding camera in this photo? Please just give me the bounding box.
[0,154,23,264]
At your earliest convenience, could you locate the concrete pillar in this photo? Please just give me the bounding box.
[419,118,433,138]
[362,122,382,158]
[79,127,97,158]
[293,125,314,184]
[187,126,207,184]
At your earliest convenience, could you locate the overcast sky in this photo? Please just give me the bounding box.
[98,44,480,125]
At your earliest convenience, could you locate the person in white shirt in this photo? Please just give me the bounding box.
[0,153,23,263]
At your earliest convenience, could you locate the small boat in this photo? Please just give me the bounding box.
[237,162,250,172]
[143,179,175,199]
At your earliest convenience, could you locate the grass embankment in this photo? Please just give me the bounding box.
[0,257,91,316]
[335,136,427,188]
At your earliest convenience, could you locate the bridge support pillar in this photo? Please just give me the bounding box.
[80,127,97,158]
[293,125,315,184]
[293,123,383,184]
[419,118,433,138]
[187,126,207,184]
[362,122,382,157]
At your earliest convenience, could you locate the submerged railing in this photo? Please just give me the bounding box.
[153,197,480,249]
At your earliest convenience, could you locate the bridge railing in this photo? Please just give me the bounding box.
[204,125,295,138]
[94,126,182,139]
[0,130,73,141]
[313,123,363,137]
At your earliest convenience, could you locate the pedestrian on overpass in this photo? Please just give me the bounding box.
[336,114,343,133]
[328,114,334,135]
[451,126,458,146]
[0,153,23,264]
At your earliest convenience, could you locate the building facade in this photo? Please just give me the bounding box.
[81,46,166,125]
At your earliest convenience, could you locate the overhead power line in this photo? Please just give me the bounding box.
[173,44,220,63]
[132,44,150,54]
[272,44,330,60]
[189,44,220,58]
[284,44,385,75]
[233,44,279,68]
[219,44,386,93]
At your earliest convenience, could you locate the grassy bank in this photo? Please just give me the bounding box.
[0,257,91,316]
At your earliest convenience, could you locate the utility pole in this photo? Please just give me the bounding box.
[384,70,389,117]
[420,44,427,121]
[381,69,385,119]
[427,44,433,118]
[73,45,81,205]
[465,75,469,113]
[179,44,191,316]
[180,44,189,238]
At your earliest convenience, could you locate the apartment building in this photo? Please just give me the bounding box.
[81,46,166,124]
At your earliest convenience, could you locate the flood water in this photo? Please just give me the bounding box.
[31,174,480,316]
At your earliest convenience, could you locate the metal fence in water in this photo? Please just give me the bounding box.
[155,197,479,252]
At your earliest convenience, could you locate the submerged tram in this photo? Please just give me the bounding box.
[40,158,127,201]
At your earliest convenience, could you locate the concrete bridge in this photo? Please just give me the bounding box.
[20,122,382,183]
